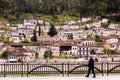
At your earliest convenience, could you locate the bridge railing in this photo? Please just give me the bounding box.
[0,62,120,77]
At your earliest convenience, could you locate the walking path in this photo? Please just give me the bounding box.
[0,75,120,80]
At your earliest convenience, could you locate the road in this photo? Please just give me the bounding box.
[0,75,120,80]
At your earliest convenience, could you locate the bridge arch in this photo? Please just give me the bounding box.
[69,65,102,73]
[28,65,63,74]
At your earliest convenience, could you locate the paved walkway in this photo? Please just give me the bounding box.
[0,75,120,80]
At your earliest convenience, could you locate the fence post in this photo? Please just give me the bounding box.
[67,62,69,77]
[101,62,104,76]
[4,63,6,77]
[107,62,109,76]
[21,62,23,77]
[27,63,29,77]
[62,63,64,77]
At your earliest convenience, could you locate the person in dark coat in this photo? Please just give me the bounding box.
[85,56,96,78]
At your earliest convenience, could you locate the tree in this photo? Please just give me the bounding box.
[59,53,69,59]
[0,0,120,23]
[95,35,102,42]
[90,49,96,55]
[111,50,118,54]
[103,45,111,55]
[48,23,57,37]
[38,26,41,36]
[101,22,109,28]
[43,51,53,59]
[85,26,89,30]
[0,35,14,44]
[31,29,37,42]
[88,33,95,40]
[0,50,11,59]
[35,52,39,60]
[22,38,30,44]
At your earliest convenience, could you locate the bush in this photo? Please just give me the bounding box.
[59,53,69,59]
[0,50,11,59]
[111,50,118,54]
[101,22,109,28]
[43,51,53,59]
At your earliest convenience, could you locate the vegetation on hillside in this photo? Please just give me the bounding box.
[48,23,57,37]
[0,0,120,23]
[0,50,11,59]
[43,51,53,59]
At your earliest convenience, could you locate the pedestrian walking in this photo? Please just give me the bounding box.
[85,55,96,78]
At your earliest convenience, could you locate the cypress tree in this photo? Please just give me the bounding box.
[39,26,41,36]
[48,23,57,37]
[31,29,37,42]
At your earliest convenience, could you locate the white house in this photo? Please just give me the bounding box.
[73,33,81,40]
[38,20,44,24]
[17,24,24,28]
[102,18,108,23]
[108,24,118,29]
[78,45,94,55]
[110,43,120,50]
[36,46,50,59]
[71,45,79,55]
[37,34,67,42]
[24,19,37,29]
[106,38,119,44]
[9,30,21,43]
[81,18,91,23]
[17,28,33,38]
[81,39,95,45]
[40,25,50,33]
[0,30,5,36]
[95,44,104,54]
[7,48,34,62]
[51,45,60,57]
[65,20,76,25]
[24,19,37,26]
[9,35,21,43]
[102,29,116,37]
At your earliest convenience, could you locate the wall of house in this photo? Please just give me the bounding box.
[71,46,79,55]
[51,46,60,57]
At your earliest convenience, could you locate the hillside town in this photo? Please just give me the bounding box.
[0,17,120,63]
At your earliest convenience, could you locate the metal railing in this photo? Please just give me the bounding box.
[0,62,120,77]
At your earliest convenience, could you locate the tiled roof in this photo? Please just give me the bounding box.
[10,50,27,56]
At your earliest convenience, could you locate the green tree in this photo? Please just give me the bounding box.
[90,49,96,55]
[48,23,57,37]
[59,53,69,59]
[22,38,30,44]
[38,26,41,36]
[88,33,95,40]
[111,50,118,54]
[43,51,53,59]
[103,45,111,55]
[31,29,37,42]
[0,36,14,44]
[101,22,109,28]
[95,35,102,42]
[85,26,89,30]
[0,50,11,59]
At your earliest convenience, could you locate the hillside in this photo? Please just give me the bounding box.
[0,0,120,23]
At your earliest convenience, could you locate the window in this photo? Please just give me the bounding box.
[80,48,81,51]
[83,48,84,50]
[86,48,88,50]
